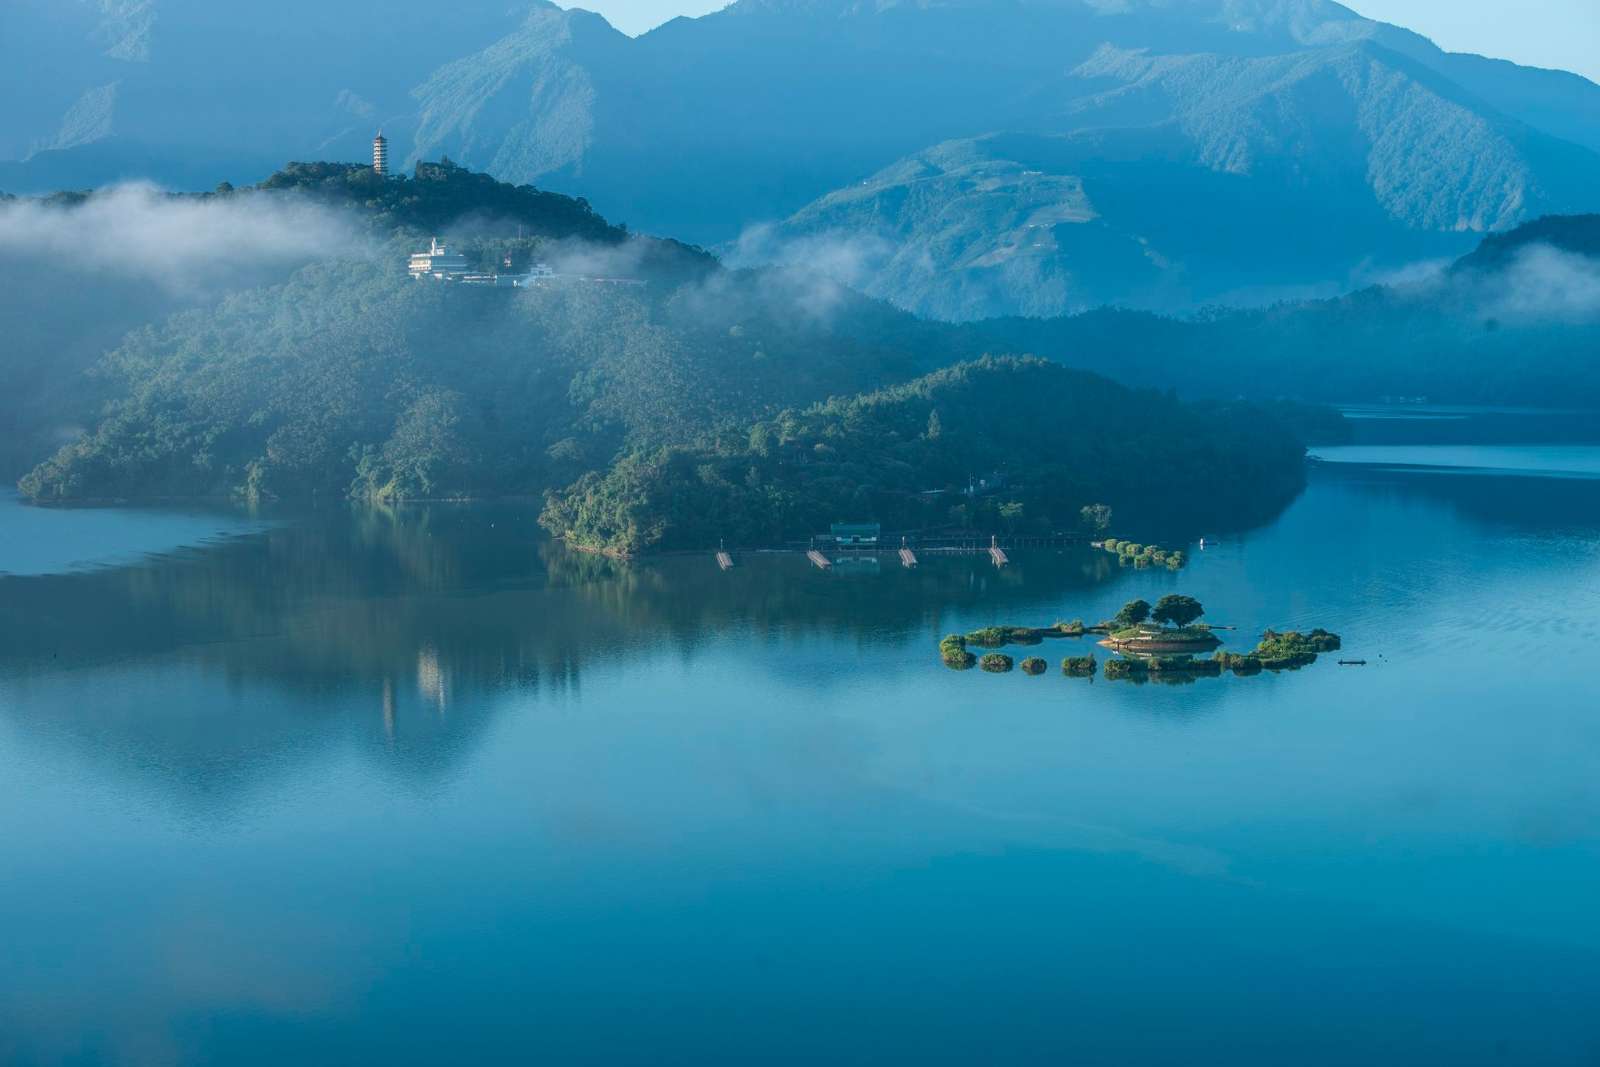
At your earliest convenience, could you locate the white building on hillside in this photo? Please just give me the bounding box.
[408,238,470,279]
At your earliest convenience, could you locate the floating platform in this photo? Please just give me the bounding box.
[989,545,1010,567]
[899,547,918,568]
[806,550,832,570]
[715,551,734,571]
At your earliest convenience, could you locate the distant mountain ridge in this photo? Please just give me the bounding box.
[763,39,1600,317]
[4,0,1600,314]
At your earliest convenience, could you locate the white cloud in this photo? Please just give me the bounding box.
[1486,244,1600,321]
[0,184,362,295]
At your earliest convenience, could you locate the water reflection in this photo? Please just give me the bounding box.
[0,501,1155,808]
[5,461,1600,1065]
[0,458,1589,818]
[0,502,1149,672]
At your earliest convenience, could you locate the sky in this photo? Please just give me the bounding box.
[1351,0,1600,82]
[558,0,1600,83]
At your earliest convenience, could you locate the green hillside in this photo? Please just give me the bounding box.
[542,356,1308,556]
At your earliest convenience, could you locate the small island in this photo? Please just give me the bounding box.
[1062,654,1097,677]
[1098,539,1188,571]
[1215,629,1342,673]
[940,634,977,670]
[938,595,1343,686]
[1097,596,1221,655]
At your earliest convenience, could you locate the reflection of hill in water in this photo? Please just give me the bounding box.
[0,502,1160,807]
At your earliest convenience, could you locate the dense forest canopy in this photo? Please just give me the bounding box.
[0,159,714,480]
[15,260,951,504]
[9,161,1311,551]
[9,161,1595,553]
[540,356,1308,556]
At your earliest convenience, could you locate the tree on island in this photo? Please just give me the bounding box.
[1112,599,1151,629]
[1152,594,1205,629]
[1079,503,1112,534]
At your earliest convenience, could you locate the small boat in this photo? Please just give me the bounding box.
[1338,659,1367,666]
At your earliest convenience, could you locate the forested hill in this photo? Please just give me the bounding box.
[261,159,621,239]
[11,159,1597,539]
[253,159,704,266]
[542,356,1308,556]
[0,158,715,481]
[13,255,963,506]
[17,257,1311,550]
[1452,214,1600,274]
[11,157,1313,549]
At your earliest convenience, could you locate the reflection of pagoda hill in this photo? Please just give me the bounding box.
[0,499,1244,808]
[0,499,1186,690]
[540,540,1127,652]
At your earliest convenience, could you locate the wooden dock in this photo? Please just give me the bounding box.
[898,547,918,568]
[715,551,734,571]
[988,536,1009,567]
[807,550,832,570]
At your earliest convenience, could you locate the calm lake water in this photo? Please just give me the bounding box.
[3,436,1600,1065]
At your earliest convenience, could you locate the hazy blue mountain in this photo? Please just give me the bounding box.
[397,0,1600,314]
[763,42,1600,317]
[396,0,1600,238]
[1453,213,1600,272]
[5,0,1600,314]
[0,0,539,189]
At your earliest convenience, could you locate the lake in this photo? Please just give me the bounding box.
[3,436,1600,1065]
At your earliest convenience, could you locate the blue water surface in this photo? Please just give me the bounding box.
[2,444,1599,1065]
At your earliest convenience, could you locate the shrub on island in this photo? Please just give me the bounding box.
[1102,537,1188,569]
[1147,655,1221,675]
[966,627,1009,648]
[940,634,976,669]
[1103,658,1144,680]
[1213,651,1263,674]
[1250,628,1344,668]
[1021,657,1047,675]
[1062,655,1097,677]
[1054,619,1087,637]
[1305,629,1342,652]
[980,653,1015,673]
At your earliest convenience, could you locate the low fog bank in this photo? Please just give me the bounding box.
[0,186,368,479]
[0,184,367,294]
[1483,245,1600,322]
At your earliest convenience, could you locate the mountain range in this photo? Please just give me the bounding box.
[5,0,1600,316]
